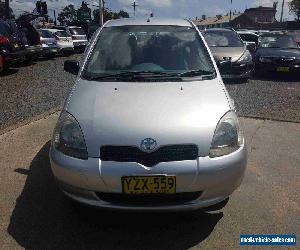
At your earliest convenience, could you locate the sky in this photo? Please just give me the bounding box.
[7,0,295,21]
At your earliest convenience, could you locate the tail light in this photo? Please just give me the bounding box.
[0,36,9,45]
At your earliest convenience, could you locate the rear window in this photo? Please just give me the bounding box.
[55,31,70,37]
[70,28,86,36]
[39,30,54,38]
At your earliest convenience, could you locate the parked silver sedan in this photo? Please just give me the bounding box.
[50,18,247,211]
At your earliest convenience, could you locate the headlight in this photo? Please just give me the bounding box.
[209,111,244,158]
[53,111,88,159]
[237,50,252,63]
[259,57,272,63]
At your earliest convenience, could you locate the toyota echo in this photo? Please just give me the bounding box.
[50,18,247,211]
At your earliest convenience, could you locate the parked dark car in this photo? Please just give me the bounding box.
[0,19,25,71]
[203,28,253,81]
[16,14,43,62]
[254,33,300,75]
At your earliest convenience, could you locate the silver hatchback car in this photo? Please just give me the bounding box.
[50,18,247,211]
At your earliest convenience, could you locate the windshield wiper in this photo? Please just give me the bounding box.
[179,70,216,77]
[83,71,181,81]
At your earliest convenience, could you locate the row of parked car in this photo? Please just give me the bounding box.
[201,28,300,81]
[0,18,88,73]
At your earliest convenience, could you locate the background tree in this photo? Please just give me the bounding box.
[57,4,76,24]
[289,0,300,20]
[93,8,129,23]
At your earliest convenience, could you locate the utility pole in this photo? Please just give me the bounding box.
[5,0,10,19]
[229,0,233,21]
[54,9,57,25]
[280,0,285,22]
[132,1,138,17]
[99,0,103,26]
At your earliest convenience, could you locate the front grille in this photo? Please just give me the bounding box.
[96,192,203,206]
[100,144,198,167]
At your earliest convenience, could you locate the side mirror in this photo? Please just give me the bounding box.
[64,60,80,75]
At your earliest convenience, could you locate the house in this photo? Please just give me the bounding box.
[194,13,240,29]
[194,5,281,30]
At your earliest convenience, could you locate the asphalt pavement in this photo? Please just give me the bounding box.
[0,114,299,249]
[0,54,80,132]
[1,57,300,133]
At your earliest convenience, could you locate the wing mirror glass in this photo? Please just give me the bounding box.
[64,60,80,75]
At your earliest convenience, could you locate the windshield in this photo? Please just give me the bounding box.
[239,33,258,43]
[39,30,54,38]
[70,28,86,36]
[259,35,298,49]
[203,30,244,47]
[82,25,215,78]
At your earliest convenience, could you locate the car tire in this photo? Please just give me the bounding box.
[202,197,229,211]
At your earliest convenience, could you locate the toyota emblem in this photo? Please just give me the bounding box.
[140,138,157,152]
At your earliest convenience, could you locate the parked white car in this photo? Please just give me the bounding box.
[53,26,88,52]
[44,29,74,54]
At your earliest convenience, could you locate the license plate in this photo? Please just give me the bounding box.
[277,67,289,72]
[122,176,176,194]
[14,44,19,48]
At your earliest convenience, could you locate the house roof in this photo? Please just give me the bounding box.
[193,14,241,26]
[245,6,276,12]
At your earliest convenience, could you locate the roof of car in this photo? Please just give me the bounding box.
[203,28,235,32]
[237,31,259,36]
[41,28,61,32]
[104,18,193,27]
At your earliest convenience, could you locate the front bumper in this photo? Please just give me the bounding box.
[220,62,253,79]
[25,45,43,56]
[41,45,58,56]
[59,47,74,53]
[50,144,247,211]
[73,41,88,49]
[1,48,26,66]
[256,62,300,74]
